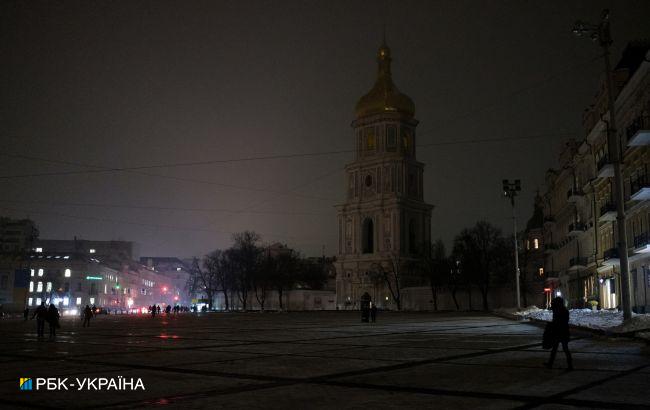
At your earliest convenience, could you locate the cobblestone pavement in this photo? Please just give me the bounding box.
[0,311,649,409]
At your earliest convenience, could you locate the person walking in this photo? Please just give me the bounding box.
[31,302,47,338]
[82,305,93,327]
[46,304,60,339]
[23,307,29,321]
[544,297,573,370]
[370,303,377,323]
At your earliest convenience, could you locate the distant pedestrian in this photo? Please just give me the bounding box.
[544,297,573,370]
[156,305,161,315]
[165,305,171,315]
[370,303,377,323]
[151,305,156,318]
[31,302,47,337]
[23,307,29,321]
[46,304,60,339]
[83,305,93,327]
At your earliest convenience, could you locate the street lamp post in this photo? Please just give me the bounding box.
[573,9,633,321]
[503,179,522,310]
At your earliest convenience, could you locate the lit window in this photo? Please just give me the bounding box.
[28,297,33,306]
[526,240,530,250]
[46,282,52,292]
[534,238,539,249]
[30,269,35,277]
[35,247,43,253]
[37,282,43,292]
[89,249,96,254]
[538,268,544,276]
[63,297,69,306]
[45,298,50,304]
[89,297,95,305]
[176,267,181,271]
[76,297,81,305]
[63,255,70,260]
[29,281,34,292]
[36,297,41,306]
[38,269,44,277]
[64,269,71,277]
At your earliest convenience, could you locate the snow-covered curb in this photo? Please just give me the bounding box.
[495,306,650,334]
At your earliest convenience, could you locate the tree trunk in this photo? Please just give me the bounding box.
[451,287,460,310]
[430,284,438,311]
[480,287,489,311]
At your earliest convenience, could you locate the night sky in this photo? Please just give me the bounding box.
[2,1,650,258]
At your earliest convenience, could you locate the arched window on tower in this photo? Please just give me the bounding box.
[409,218,418,254]
[362,218,374,254]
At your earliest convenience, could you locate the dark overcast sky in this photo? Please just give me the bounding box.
[2,0,650,258]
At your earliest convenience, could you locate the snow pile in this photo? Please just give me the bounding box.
[516,308,650,333]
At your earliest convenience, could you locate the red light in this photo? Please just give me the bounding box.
[162,286,168,292]
[544,288,551,292]
[174,296,179,301]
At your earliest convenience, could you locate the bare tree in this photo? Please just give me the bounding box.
[203,250,234,311]
[187,256,219,310]
[422,240,449,311]
[453,221,509,311]
[229,231,262,311]
[369,252,404,310]
[271,249,299,310]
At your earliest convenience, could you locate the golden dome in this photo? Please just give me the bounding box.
[355,42,415,119]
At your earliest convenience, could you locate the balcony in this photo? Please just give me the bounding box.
[596,155,614,178]
[633,232,650,254]
[599,202,617,222]
[626,114,650,146]
[566,188,584,203]
[630,174,650,201]
[568,257,588,270]
[567,222,587,236]
[602,247,620,266]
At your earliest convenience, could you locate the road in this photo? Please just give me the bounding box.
[0,311,648,409]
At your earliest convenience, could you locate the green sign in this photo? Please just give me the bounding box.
[86,276,102,280]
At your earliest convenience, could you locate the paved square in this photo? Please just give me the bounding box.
[0,312,648,409]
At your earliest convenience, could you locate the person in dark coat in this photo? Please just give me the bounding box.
[46,304,60,339]
[31,302,47,337]
[82,305,93,327]
[544,297,573,370]
[23,307,30,321]
[370,303,377,323]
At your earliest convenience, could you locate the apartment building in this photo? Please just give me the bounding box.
[542,42,650,312]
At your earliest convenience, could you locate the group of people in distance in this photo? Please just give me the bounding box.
[148,304,187,317]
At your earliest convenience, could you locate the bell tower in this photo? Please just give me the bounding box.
[335,40,433,309]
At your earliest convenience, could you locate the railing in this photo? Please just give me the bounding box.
[626,114,649,142]
[569,257,588,267]
[566,188,583,199]
[603,247,620,260]
[634,232,649,249]
[600,202,615,216]
[568,222,586,233]
[596,155,609,171]
[630,172,649,195]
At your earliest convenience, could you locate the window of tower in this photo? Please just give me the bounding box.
[362,218,374,254]
[365,127,376,152]
[386,125,397,151]
[409,218,418,254]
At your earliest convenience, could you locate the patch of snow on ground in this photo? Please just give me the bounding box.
[516,308,650,333]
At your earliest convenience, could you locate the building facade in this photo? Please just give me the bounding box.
[542,42,650,312]
[335,40,433,309]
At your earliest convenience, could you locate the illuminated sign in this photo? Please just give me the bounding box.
[86,276,103,281]
[543,288,551,292]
